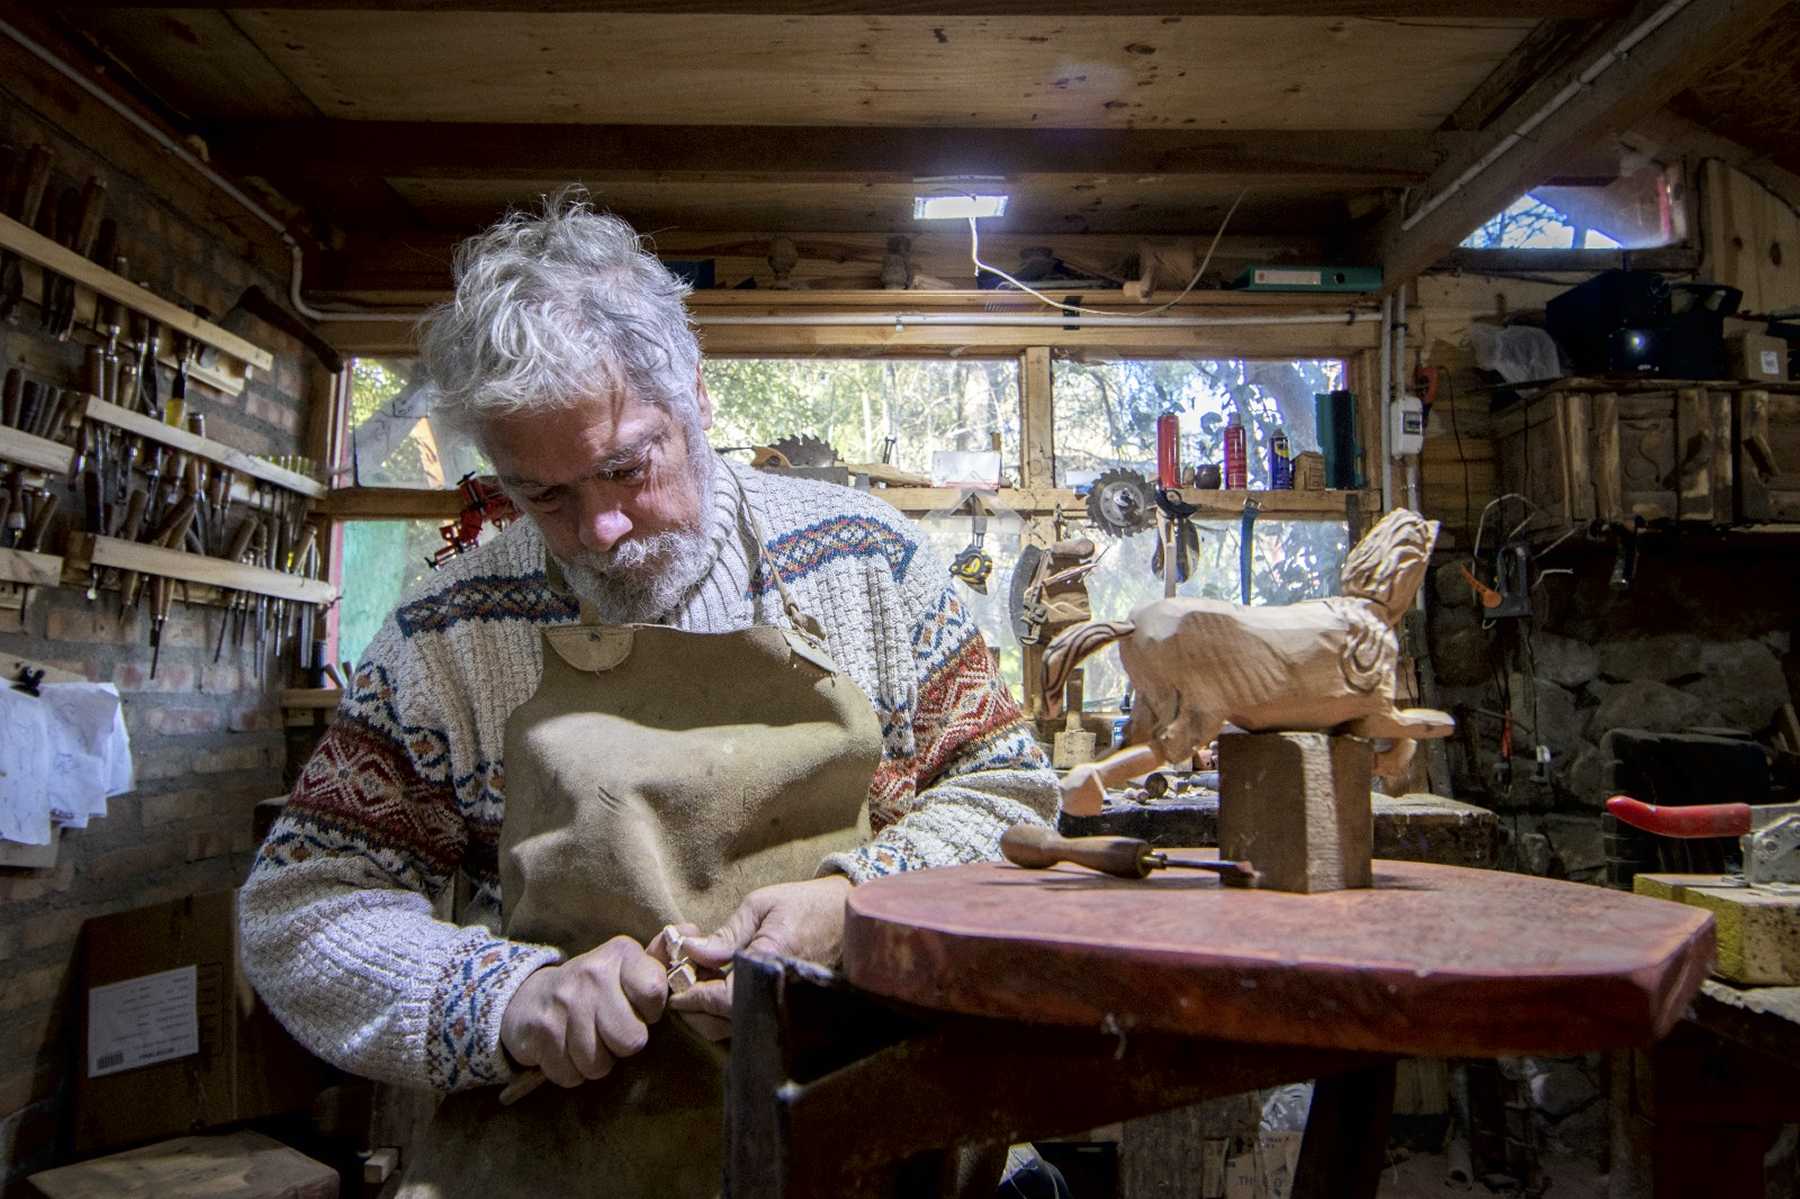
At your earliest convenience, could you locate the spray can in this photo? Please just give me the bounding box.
[1224,413,1247,490]
[1155,411,1181,489]
[1269,429,1293,489]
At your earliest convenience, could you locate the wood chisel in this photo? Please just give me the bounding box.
[213,515,259,662]
[108,487,147,612]
[147,498,198,678]
[0,144,50,321]
[0,368,19,429]
[1000,824,1261,886]
[16,489,59,625]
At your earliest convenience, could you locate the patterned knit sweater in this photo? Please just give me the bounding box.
[240,459,1057,1093]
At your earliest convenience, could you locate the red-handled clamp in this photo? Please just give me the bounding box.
[1604,796,1753,839]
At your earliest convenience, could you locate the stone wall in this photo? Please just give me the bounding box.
[1428,539,1800,881]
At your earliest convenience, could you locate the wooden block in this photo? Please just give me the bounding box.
[1218,732,1372,894]
[1634,873,1800,986]
[27,1131,337,1199]
[361,1147,400,1185]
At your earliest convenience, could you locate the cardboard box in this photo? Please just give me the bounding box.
[1727,331,1788,382]
[75,891,334,1153]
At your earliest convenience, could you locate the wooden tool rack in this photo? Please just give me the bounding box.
[59,398,334,610]
[0,211,273,395]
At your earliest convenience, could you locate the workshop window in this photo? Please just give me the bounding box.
[338,519,506,667]
[345,358,489,488]
[1051,357,1345,490]
[703,358,1021,481]
[1461,159,1687,251]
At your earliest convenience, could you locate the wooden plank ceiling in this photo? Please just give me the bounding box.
[43,2,1796,301]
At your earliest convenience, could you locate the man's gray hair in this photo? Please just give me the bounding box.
[421,189,701,442]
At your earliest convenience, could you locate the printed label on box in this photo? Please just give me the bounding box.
[1762,350,1782,376]
[88,964,199,1077]
[1253,268,1322,287]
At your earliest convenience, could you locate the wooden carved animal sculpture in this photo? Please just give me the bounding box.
[1043,508,1453,815]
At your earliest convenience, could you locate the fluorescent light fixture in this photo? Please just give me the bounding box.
[913,193,1009,220]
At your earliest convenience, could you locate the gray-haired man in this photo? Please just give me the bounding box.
[240,194,1057,1196]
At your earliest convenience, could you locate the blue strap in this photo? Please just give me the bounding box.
[1238,499,1260,604]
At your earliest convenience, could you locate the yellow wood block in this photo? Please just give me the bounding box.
[1634,872,1800,986]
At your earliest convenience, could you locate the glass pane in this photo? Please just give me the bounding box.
[1052,358,1345,489]
[346,358,490,489]
[339,519,499,668]
[913,511,1030,699]
[1461,161,1685,251]
[1076,519,1350,708]
[703,359,1020,482]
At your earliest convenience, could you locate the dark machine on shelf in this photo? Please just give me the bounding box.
[1546,270,1742,379]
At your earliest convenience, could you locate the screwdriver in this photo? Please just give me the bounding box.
[1000,824,1261,886]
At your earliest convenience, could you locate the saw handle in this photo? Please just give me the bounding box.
[1605,796,1752,839]
[1001,824,1153,879]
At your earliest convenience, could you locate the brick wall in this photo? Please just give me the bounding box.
[0,46,323,1187]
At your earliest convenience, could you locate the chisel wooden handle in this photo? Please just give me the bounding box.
[1,368,18,428]
[13,145,50,226]
[23,491,59,552]
[1000,824,1154,879]
[1605,796,1752,839]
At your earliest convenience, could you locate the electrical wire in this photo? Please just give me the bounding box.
[966,189,1250,319]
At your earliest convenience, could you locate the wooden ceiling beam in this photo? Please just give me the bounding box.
[210,122,1457,187]
[1369,0,1792,290]
[59,2,1627,16]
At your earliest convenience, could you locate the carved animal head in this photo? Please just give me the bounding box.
[1339,508,1439,626]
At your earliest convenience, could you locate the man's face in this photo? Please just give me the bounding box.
[485,380,718,622]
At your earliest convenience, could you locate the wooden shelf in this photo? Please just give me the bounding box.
[0,546,62,588]
[0,424,74,476]
[280,688,343,710]
[66,533,335,606]
[0,213,273,375]
[84,396,324,498]
[317,482,1367,521]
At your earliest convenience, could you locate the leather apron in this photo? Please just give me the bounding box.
[397,483,883,1199]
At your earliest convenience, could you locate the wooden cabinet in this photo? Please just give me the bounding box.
[1496,379,1800,527]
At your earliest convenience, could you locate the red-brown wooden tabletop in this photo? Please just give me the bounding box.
[843,855,1716,1058]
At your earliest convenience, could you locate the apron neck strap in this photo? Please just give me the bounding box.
[732,465,828,643]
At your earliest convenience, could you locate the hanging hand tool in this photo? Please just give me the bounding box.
[213,514,259,663]
[38,186,75,331]
[99,257,126,401]
[81,470,105,601]
[54,178,105,340]
[0,368,19,429]
[147,499,198,679]
[15,380,40,437]
[948,493,994,594]
[1151,487,1200,590]
[1000,824,1260,885]
[108,487,147,614]
[0,143,50,321]
[1606,796,1800,886]
[16,489,59,625]
[1238,495,1260,604]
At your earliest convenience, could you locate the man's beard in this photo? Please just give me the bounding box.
[553,448,719,625]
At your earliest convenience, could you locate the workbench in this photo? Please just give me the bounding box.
[1611,979,1800,1196]
[726,855,1713,1198]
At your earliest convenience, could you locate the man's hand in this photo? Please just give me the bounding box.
[668,876,853,1037]
[500,934,668,1089]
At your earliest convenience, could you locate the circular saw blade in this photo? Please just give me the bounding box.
[769,433,837,467]
[1087,468,1155,536]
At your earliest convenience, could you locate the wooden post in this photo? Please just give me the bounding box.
[1219,732,1373,894]
[1592,390,1622,523]
[1020,346,1054,491]
[1677,386,1712,522]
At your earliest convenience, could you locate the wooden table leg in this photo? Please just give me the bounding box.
[726,951,1395,1198]
[1290,1061,1398,1199]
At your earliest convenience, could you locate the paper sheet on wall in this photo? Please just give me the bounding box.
[39,683,132,826]
[0,688,53,845]
[87,964,199,1078]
